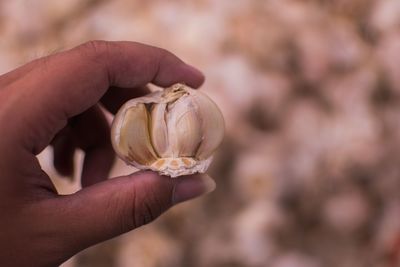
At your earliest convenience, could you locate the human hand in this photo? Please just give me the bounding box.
[0,41,216,267]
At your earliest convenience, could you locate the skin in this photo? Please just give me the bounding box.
[0,41,215,267]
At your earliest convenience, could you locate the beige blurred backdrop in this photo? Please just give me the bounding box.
[2,0,400,266]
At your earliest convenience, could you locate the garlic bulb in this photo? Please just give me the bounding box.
[111,83,225,177]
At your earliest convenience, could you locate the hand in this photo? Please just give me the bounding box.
[0,41,216,267]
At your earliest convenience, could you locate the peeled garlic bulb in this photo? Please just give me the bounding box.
[111,83,225,177]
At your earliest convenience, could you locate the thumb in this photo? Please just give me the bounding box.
[48,171,215,255]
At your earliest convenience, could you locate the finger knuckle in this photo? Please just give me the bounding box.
[132,183,165,228]
[79,40,112,62]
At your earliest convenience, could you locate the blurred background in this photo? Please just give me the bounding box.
[1,0,400,266]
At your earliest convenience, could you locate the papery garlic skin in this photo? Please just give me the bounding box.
[111,83,225,177]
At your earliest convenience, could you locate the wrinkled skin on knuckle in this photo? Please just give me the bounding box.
[80,40,110,57]
[101,192,131,235]
[131,178,172,229]
[77,40,114,68]
[131,186,159,228]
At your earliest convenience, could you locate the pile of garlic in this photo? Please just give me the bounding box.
[111,83,225,177]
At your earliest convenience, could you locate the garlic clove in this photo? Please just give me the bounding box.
[150,103,169,158]
[167,94,203,157]
[116,103,158,165]
[193,92,225,160]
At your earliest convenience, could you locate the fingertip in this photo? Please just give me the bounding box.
[125,171,217,206]
[151,48,205,89]
[127,170,172,187]
[54,161,74,178]
[52,134,75,179]
[172,174,216,204]
[182,64,205,88]
[81,145,115,187]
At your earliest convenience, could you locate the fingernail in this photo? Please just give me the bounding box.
[172,174,216,204]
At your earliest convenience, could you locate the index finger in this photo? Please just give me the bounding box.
[1,41,205,154]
